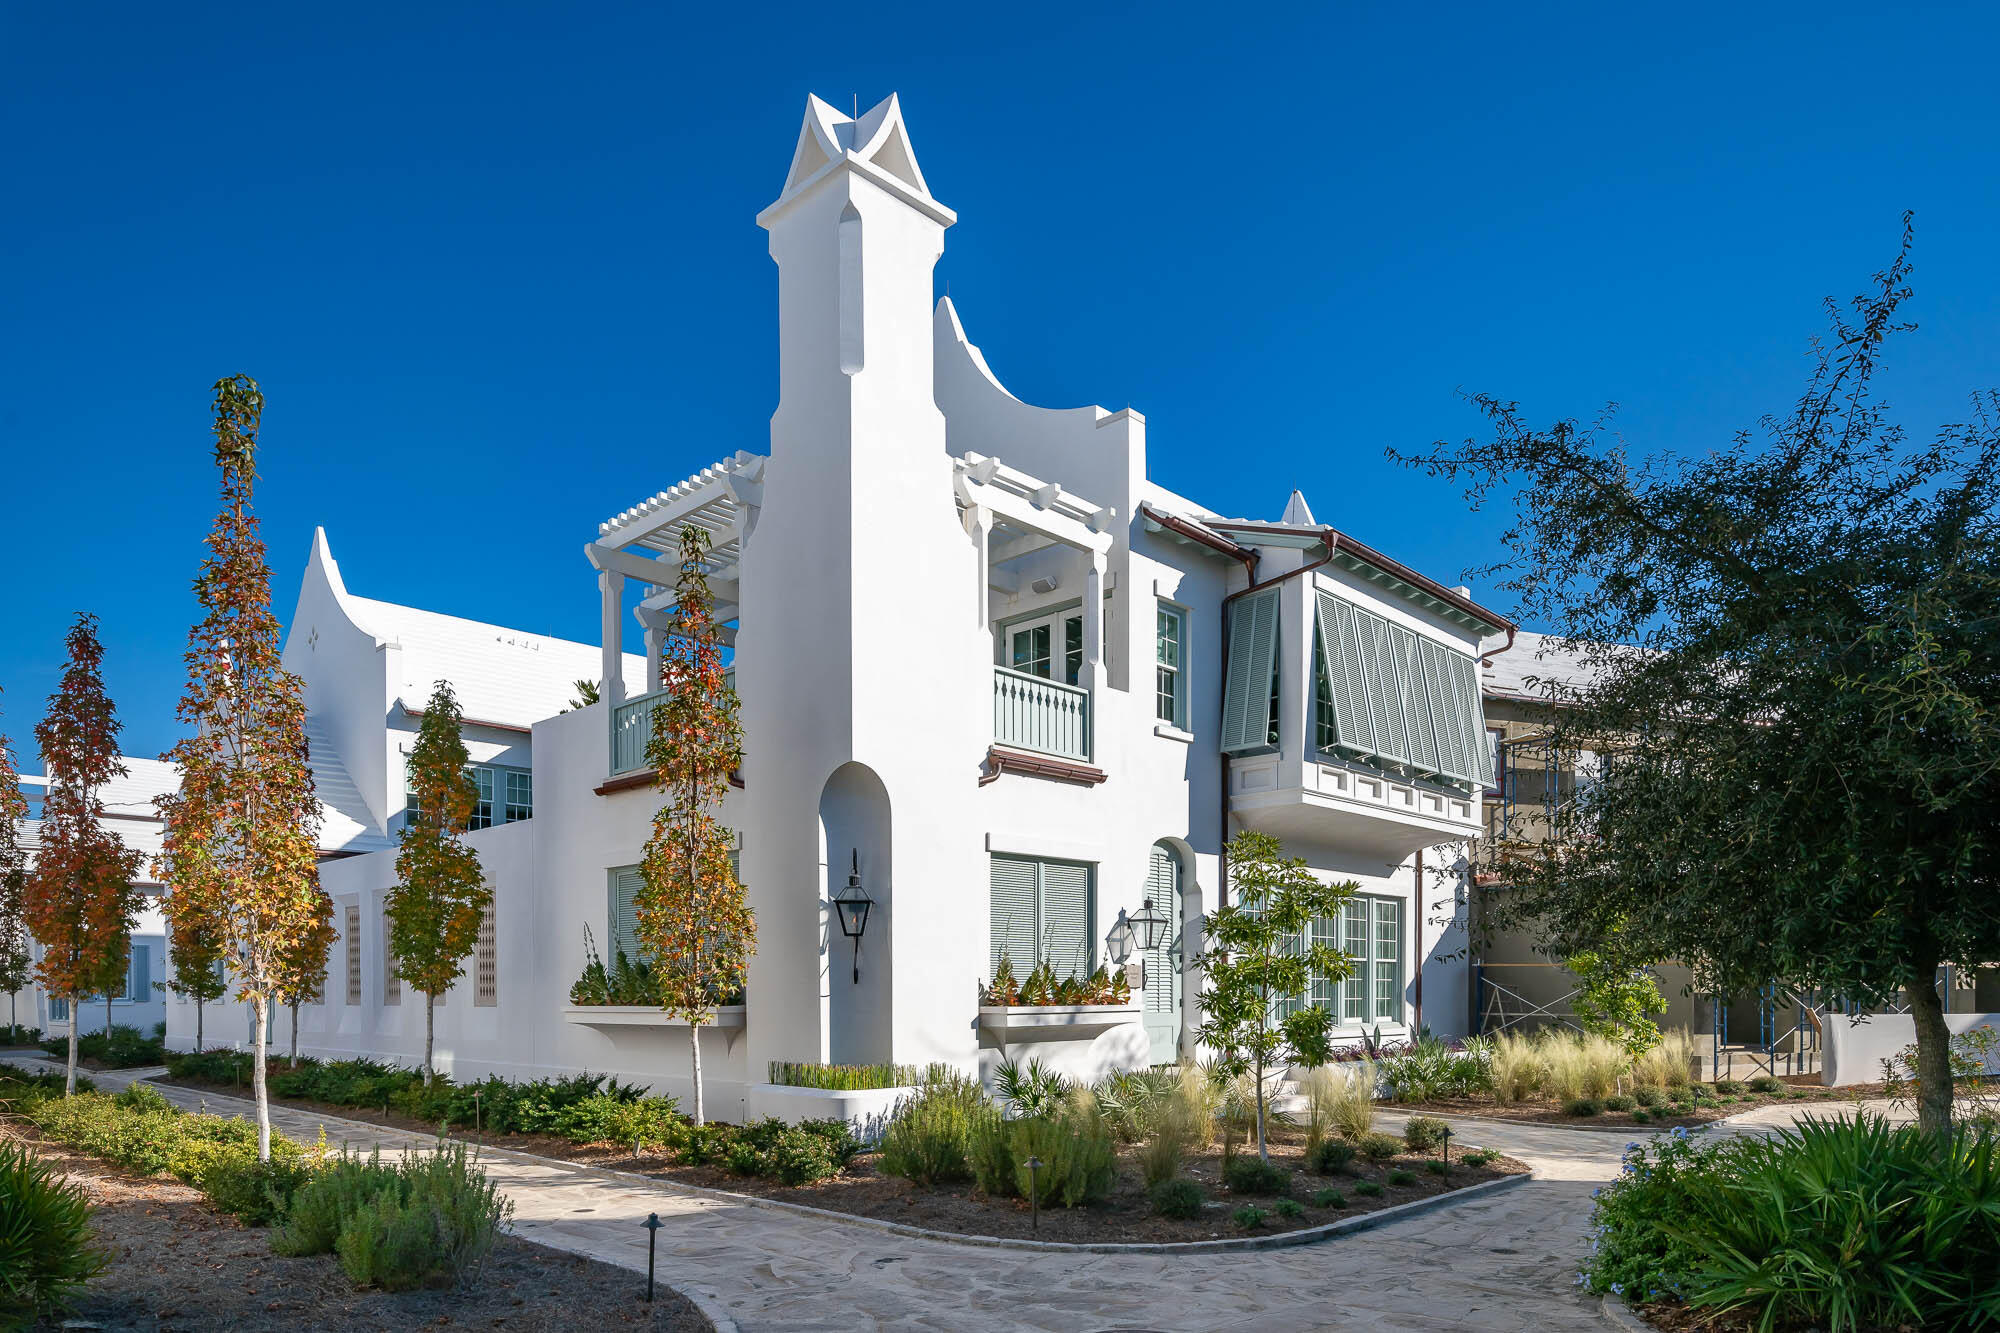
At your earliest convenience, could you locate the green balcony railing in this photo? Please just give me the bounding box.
[609,669,733,776]
[993,666,1091,763]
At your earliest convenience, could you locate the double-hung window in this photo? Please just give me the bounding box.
[989,854,1094,982]
[1155,602,1187,728]
[468,767,496,829]
[1281,894,1406,1027]
[504,770,533,823]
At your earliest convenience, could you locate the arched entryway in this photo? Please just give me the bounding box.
[819,763,892,1066]
[1141,840,1188,1065]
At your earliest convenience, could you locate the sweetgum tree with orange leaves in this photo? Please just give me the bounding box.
[0,689,36,1037]
[27,615,145,1094]
[387,680,488,1078]
[157,376,329,1160]
[637,526,753,1126]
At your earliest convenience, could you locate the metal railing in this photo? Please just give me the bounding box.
[609,669,733,776]
[992,666,1091,763]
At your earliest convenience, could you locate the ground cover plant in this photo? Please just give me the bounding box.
[1582,1116,2000,1331]
[39,1022,165,1070]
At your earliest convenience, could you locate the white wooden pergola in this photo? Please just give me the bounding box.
[585,450,766,705]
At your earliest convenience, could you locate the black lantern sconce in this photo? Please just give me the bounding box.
[831,849,875,983]
[1104,897,1170,967]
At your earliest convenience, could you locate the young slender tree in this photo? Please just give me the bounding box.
[25,616,144,1094]
[637,526,752,1126]
[1395,221,2000,1133]
[0,691,33,1038]
[1196,830,1355,1162]
[277,884,337,1064]
[386,680,488,1079]
[157,376,325,1159]
[159,889,229,1049]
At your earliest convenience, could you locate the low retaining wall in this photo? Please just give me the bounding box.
[1821,1012,2000,1086]
[743,1082,911,1141]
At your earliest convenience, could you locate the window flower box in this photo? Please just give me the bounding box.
[976,1002,1142,1053]
[560,1004,747,1051]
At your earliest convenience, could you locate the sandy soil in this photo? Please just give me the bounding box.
[2,1122,711,1332]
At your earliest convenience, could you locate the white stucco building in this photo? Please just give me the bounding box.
[155,94,1509,1121]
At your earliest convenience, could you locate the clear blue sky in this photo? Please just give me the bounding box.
[4,3,1997,764]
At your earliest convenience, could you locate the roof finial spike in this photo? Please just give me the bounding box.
[1281,489,1317,527]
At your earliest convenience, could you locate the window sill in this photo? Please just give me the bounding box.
[1153,723,1194,744]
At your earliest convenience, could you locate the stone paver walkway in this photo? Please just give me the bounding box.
[6,1057,1648,1332]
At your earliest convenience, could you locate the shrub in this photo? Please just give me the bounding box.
[1312,1187,1346,1208]
[1011,1108,1116,1208]
[1272,1198,1303,1220]
[300,1144,509,1291]
[1604,1094,1635,1112]
[181,1142,313,1225]
[1633,1086,1664,1108]
[1353,1180,1383,1198]
[1715,1079,1744,1095]
[1224,1155,1291,1195]
[1231,1204,1267,1230]
[767,1060,920,1091]
[1378,1037,1492,1102]
[43,1023,165,1069]
[1149,1178,1204,1219]
[1402,1116,1450,1153]
[0,1022,41,1046]
[1563,1097,1603,1118]
[794,1118,860,1167]
[0,1141,105,1325]
[1426,1159,1450,1176]
[1459,1148,1498,1167]
[1306,1138,1355,1175]
[763,1129,839,1186]
[1747,1075,1785,1095]
[675,1123,737,1167]
[879,1071,987,1187]
[1386,1168,1417,1187]
[114,1082,172,1114]
[1357,1132,1402,1163]
[967,1105,1016,1196]
[1630,1109,1651,1124]
[1091,1068,1180,1143]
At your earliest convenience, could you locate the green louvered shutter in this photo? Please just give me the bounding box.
[989,854,1040,981]
[1414,638,1457,779]
[1324,595,1377,754]
[1040,859,1093,980]
[1143,847,1180,1015]
[1221,589,1281,753]
[1397,627,1442,774]
[607,866,645,965]
[1359,612,1410,764]
[128,943,152,1002]
[1452,650,1493,787]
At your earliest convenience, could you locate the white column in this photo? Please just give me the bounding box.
[1084,548,1108,691]
[968,505,991,630]
[643,621,666,694]
[598,569,626,708]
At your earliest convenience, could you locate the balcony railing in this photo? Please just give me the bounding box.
[993,666,1091,763]
[609,669,733,777]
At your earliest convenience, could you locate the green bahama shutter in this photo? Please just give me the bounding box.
[990,854,1040,981]
[1396,626,1440,774]
[1221,588,1281,753]
[1143,848,1179,1014]
[1039,859,1093,981]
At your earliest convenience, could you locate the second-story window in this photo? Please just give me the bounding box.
[469,767,495,829]
[1155,602,1187,727]
[505,770,533,822]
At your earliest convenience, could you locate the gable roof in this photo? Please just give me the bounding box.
[1480,628,1603,703]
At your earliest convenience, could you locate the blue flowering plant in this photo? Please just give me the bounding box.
[1578,1127,1737,1306]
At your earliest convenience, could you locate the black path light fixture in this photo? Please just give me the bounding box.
[831,849,875,983]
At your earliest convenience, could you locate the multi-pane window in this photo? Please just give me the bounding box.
[1279,894,1405,1027]
[1155,603,1187,727]
[468,767,496,829]
[1010,624,1051,677]
[504,770,533,823]
[1006,614,1084,685]
[345,903,362,1005]
[989,854,1094,982]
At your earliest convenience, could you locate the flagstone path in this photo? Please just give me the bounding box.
[15,1055,1886,1332]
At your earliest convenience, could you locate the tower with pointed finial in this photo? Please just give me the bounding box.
[736,95,986,1076]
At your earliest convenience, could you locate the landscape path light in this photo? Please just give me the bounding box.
[643,1212,662,1301]
[831,849,875,984]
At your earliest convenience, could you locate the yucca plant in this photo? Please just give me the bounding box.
[0,1141,106,1324]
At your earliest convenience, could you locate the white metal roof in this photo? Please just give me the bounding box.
[1481,628,1604,702]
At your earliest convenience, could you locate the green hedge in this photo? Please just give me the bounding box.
[39,1023,166,1069]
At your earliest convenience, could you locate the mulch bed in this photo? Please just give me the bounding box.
[0,1121,711,1332]
[1391,1074,1881,1131]
[161,1076,1523,1244]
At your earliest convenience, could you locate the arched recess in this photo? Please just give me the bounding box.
[819,762,892,1066]
[1142,838,1196,1065]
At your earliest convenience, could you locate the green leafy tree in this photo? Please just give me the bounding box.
[157,376,327,1159]
[26,615,145,1094]
[1567,948,1666,1057]
[637,526,752,1126]
[387,680,489,1078]
[1196,830,1356,1161]
[159,889,229,1050]
[1395,221,2000,1133]
[0,691,35,1036]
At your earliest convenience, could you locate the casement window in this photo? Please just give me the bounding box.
[1277,894,1405,1027]
[1220,588,1281,753]
[1313,591,1493,788]
[504,770,533,823]
[475,906,497,1006]
[1155,602,1188,728]
[406,761,532,829]
[345,903,362,1005]
[124,944,152,1002]
[988,854,1094,982]
[469,766,495,829]
[382,909,400,1006]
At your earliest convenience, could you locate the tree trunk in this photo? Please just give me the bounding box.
[106,992,113,1045]
[195,997,205,1051]
[251,994,271,1162]
[1909,967,1955,1135]
[65,993,78,1096]
[690,1016,705,1126]
[1255,1051,1270,1162]
[424,994,435,1081]
[289,1000,300,1063]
